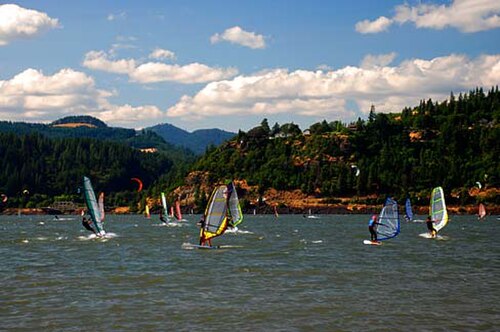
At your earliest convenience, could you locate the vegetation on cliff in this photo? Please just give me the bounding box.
[190,87,500,208]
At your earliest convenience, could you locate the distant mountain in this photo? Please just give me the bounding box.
[147,123,236,154]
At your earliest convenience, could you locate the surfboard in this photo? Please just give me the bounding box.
[363,240,382,246]
[418,232,445,240]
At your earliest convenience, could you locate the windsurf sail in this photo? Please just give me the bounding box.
[145,205,151,219]
[405,198,413,222]
[227,181,243,227]
[161,192,170,221]
[430,186,448,232]
[478,203,486,219]
[83,176,105,235]
[98,192,105,222]
[375,197,400,241]
[175,200,182,220]
[274,205,279,218]
[200,185,229,241]
[169,206,174,218]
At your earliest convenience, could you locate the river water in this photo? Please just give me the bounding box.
[1,214,499,331]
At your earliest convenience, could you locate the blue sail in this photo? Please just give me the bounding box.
[405,198,413,221]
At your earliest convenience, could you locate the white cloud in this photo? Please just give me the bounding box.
[355,16,392,34]
[361,52,397,68]
[0,68,166,127]
[0,4,59,46]
[166,54,500,121]
[107,11,126,21]
[83,50,238,84]
[83,50,137,74]
[210,26,266,49]
[149,48,176,61]
[356,0,500,34]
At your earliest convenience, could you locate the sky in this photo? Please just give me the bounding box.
[0,0,499,132]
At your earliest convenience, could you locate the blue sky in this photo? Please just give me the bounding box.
[1,0,499,131]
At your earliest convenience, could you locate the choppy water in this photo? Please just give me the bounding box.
[1,214,499,331]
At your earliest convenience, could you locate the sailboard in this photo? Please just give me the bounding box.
[405,198,413,222]
[364,197,400,244]
[363,240,382,246]
[161,192,170,222]
[175,200,182,220]
[227,181,243,227]
[83,176,105,236]
[98,192,105,222]
[478,203,486,220]
[199,185,230,244]
[430,186,448,233]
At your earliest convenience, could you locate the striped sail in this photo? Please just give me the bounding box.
[227,181,243,227]
[83,176,105,235]
[376,197,400,241]
[430,186,448,232]
[200,185,229,241]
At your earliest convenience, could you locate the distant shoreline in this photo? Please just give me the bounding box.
[2,204,498,216]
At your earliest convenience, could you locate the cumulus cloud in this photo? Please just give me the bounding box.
[166,54,500,120]
[0,4,59,46]
[0,68,166,127]
[361,52,397,68]
[149,48,176,60]
[355,16,392,34]
[210,26,266,49]
[83,50,237,84]
[356,0,500,34]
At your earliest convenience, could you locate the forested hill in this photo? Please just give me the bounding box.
[0,132,175,210]
[0,116,195,164]
[192,87,500,207]
[147,123,235,154]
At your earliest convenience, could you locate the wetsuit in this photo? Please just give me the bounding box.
[368,218,377,242]
[82,218,96,234]
[426,219,436,236]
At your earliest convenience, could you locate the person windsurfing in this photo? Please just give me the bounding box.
[368,214,379,243]
[426,216,437,238]
[82,216,97,235]
[198,214,212,247]
[159,210,167,224]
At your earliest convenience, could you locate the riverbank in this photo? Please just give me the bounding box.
[3,204,499,216]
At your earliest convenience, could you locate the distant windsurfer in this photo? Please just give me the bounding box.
[159,210,167,224]
[82,216,97,235]
[368,214,379,242]
[426,216,437,238]
[198,215,212,247]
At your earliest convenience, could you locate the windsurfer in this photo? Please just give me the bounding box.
[159,210,167,224]
[198,215,212,247]
[426,216,437,237]
[368,214,379,242]
[82,216,97,235]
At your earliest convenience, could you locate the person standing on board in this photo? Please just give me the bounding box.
[159,210,167,224]
[82,216,97,235]
[198,215,212,247]
[426,216,437,238]
[368,214,379,242]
